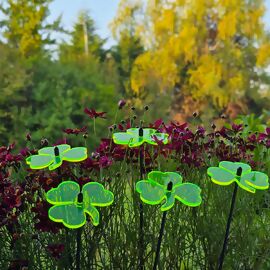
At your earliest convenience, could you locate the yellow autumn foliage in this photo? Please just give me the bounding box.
[218,11,237,40]
[154,9,175,38]
[113,0,270,109]
[179,25,198,62]
[257,43,270,67]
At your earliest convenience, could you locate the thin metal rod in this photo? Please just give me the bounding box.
[138,144,144,270]
[153,211,167,270]
[218,182,239,270]
[76,228,82,270]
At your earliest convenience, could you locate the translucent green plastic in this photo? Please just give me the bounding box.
[207,161,269,193]
[136,171,202,211]
[26,144,87,170]
[46,181,114,228]
[113,128,168,147]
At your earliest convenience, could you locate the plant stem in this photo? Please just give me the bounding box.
[153,211,167,270]
[218,182,239,270]
[93,118,96,136]
[113,109,118,125]
[76,228,82,270]
[139,145,144,270]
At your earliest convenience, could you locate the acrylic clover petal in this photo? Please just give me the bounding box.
[26,144,87,170]
[207,161,269,193]
[82,182,114,226]
[113,128,168,148]
[49,204,86,229]
[136,171,202,211]
[241,171,269,190]
[148,171,182,187]
[174,183,202,207]
[46,181,80,204]
[25,155,53,170]
[46,181,114,228]
[61,147,88,162]
[219,161,251,174]
[136,181,166,205]
[82,182,114,207]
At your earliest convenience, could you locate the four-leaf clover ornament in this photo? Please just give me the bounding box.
[113,128,168,147]
[46,181,114,228]
[136,171,202,211]
[207,161,269,193]
[26,144,87,170]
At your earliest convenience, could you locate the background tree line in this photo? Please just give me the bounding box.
[0,0,269,148]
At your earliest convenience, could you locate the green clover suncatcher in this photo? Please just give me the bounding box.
[113,128,169,147]
[136,171,202,270]
[136,171,202,210]
[26,144,87,170]
[46,181,114,229]
[207,161,269,270]
[207,161,269,193]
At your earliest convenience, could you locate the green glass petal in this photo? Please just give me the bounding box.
[46,181,80,205]
[160,192,175,211]
[38,144,71,156]
[112,132,133,145]
[136,180,166,205]
[48,158,63,171]
[26,155,53,169]
[82,182,114,207]
[148,171,182,187]
[141,128,157,136]
[207,167,235,185]
[126,128,140,135]
[141,129,158,144]
[62,147,87,162]
[84,204,100,226]
[219,161,251,174]
[128,136,145,147]
[174,183,202,207]
[48,204,86,229]
[150,132,169,145]
[235,177,256,193]
[241,171,269,190]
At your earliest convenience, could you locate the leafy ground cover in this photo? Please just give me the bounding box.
[0,106,270,270]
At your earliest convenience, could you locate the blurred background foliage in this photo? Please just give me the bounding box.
[0,0,269,148]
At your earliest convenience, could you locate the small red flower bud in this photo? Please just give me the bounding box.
[26,133,31,141]
[118,99,126,109]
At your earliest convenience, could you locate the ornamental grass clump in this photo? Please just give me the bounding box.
[0,104,269,269]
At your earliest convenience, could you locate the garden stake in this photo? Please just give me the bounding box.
[76,227,82,270]
[208,161,269,269]
[76,192,83,270]
[218,167,241,270]
[139,127,144,270]
[152,182,172,270]
[136,171,202,269]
